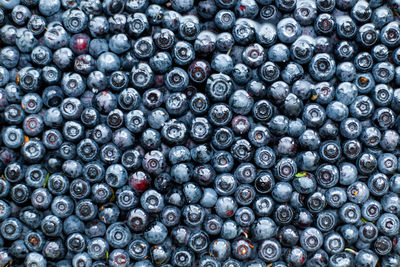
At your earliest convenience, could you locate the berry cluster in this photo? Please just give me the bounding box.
[1,0,400,266]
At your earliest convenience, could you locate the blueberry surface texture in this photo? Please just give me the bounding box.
[2,0,400,266]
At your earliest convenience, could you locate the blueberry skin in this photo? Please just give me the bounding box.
[288,119,306,138]
[355,249,379,267]
[326,101,348,122]
[258,61,279,84]
[1,46,20,68]
[200,188,218,208]
[251,217,278,242]
[267,81,289,106]
[281,63,304,85]
[132,260,154,267]
[277,18,301,44]
[4,83,22,104]
[268,43,290,63]
[0,200,10,222]
[291,80,313,102]
[171,248,194,267]
[171,0,194,12]
[182,204,205,227]
[326,187,347,208]
[234,206,255,227]
[24,252,46,267]
[127,238,149,261]
[95,52,120,74]
[293,174,317,194]
[309,53,336,81]
[172,41,195,66]
[324,232,345,255]
[210,54,232,74]
[339,202,361,224]
[133,36,155,59]
[377,213,400,236]
[372,84,394,107]
[40,215,62,237]
[194,31,217,57]
[165,93,188,116]
[319,119,339,139]
[297,151,320,172]
[372,44,390,62]
[170,163,192,184]
[336,62,356,82]
[46,173,69,196]
[187,229,209,253]
[105,164,128,188]
[31,188,52,209]
[254,146,276,169]
[0,25,17,46]
[381,192,400,214]
[336,41,356,61]
[300,227,323,252]
[271,182,292,203]
[191,145,212,164]
[302,103,326,128]
[131,62,154,89]
[285,246,308,266]
[268,116,289,137]
[183,182,202,203]
[319,141,341,163]
[41,65,61,85]
[306,249,329,267]
[16,28,38,53]
[3,126,24,149]
[213,196,237,220]
[199,256,221,267]
[354,73,375,95]
[350,95,375,120]
[291,38,314,64]
[340,118,362,139]
[43,107,64,127]
[211,150,234,173]
[390,174,400,193]
[377,153,397,175]
[373,62,395,84]
[140,189,165,213]
[126,208,150,233]
[144,221,168,245]
[62,215,84,235]
[168,146,190,165]
[248,124,270,148]
[161,206,181,227]
[21,140,46,163]
[338,225,358,247]
[150,52,172,74]
[382,254,400,267]
[252,100,274,123]
[347,181,370,204]
[106,222,132,248]
[215,10,235,31]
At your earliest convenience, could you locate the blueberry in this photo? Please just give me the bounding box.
[299,227,323,252]
[377,213,400,236]
[372,44,390,63]
[106,222,132,248]
[62,215,84,235]
[268,43,290,63]
[170,248,193,267]
[25,252,46,267]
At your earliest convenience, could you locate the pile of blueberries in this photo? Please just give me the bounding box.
[3,0,400,266]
